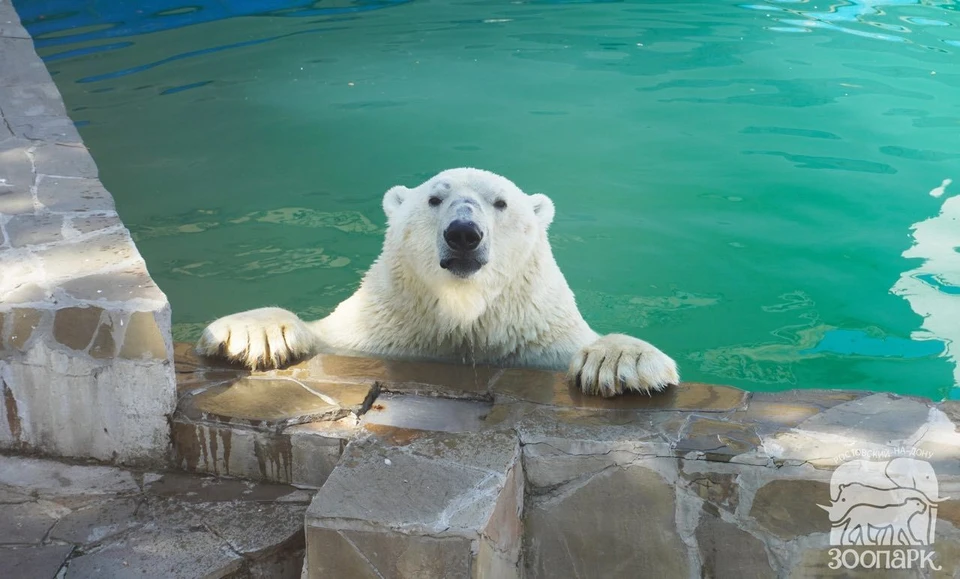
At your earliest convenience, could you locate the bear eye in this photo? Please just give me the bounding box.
[493,199,507,210]
[428,196,443,207]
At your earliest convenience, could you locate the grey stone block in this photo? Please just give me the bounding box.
[0,1,30,39]
[0,456,139,496]
[0,188,33,215]
[8,116,82,144]
[0,544,72,579]
[697,511,774,578]
[65,525,244,579]
[171,415,349,487]
[6,213,64,247]
[305,430,523,579]
[0,501,63,544]
[361,392,493,433]
[0,138,35,192]
[49,498,141,547]
[0,341,177,464]
[0,38,49,87]
[0,83,66,118]
[31,143,97,179]
[524,463,689,579]
[36,177,115,212]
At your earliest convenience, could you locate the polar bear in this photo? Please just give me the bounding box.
[196,168,678,396]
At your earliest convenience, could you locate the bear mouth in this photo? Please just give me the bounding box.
[439,256,485,278]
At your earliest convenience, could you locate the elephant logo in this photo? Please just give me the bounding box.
[818,457,946,546]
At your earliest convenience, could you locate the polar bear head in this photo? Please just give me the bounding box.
[380,168,555,322]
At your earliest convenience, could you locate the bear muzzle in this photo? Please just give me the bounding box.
[439,220,488,278]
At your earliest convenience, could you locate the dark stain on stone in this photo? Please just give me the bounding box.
[197,425,209,471]
[172,422,201,471]
[207,424,219,475]
[220,425,232,476]
[2,378,22,442]
[363,424,427,446]
[253,436,293,483]
[680,471,739,513]
[358,381,381,416]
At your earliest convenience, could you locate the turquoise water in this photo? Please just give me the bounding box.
[16,0,960,399]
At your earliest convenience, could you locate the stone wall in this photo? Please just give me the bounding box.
[176,347,960,578]
[0,1,176,465]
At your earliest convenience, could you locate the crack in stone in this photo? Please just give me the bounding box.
[337,530,387,579]
[201,519,246,560]
[434,472,500,530]
[396,449,507,478]
[263,375,340,407]
[0,113,14,137]
[357,381,381,416]
[528,464,620,506]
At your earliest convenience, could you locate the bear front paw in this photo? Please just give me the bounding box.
[195,307,316,370]
[570,334,679,397]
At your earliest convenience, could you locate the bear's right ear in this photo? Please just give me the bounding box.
[382,185,410,220]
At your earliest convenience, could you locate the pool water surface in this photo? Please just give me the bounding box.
[13,0,960,399]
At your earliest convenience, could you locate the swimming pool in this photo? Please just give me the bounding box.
[14,0,960,399]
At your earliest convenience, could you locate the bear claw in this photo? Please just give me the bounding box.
[196,307,317,370]
[570,333,679,397]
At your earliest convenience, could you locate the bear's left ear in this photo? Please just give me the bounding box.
[530,193,555,228]
[382,185,410,220]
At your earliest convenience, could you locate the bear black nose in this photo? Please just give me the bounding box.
[444,220,483,251]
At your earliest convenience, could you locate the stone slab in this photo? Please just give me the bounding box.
[305,430,522,579]
[7,115,82,144]
[305,527,472,579]
[749,479,831,540]
[183,376,370,424]
[675,415,762,461]
[493,368,748,412]
[48,498,141,547]
[273,353,498,398]
[0,501,63,544]
[361,392,493,433]
[36,177,115,212]
[797,393,933,443]
[697,512,774,578]
[0,0,30,39]
[0,456,139,496]
[0,37,49,87]
[65,525,244,579]
[0,455,311,576]
[171,416,349,487]
[0,544,73,579]
[0,83,67,119]
[524,462,689,579]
